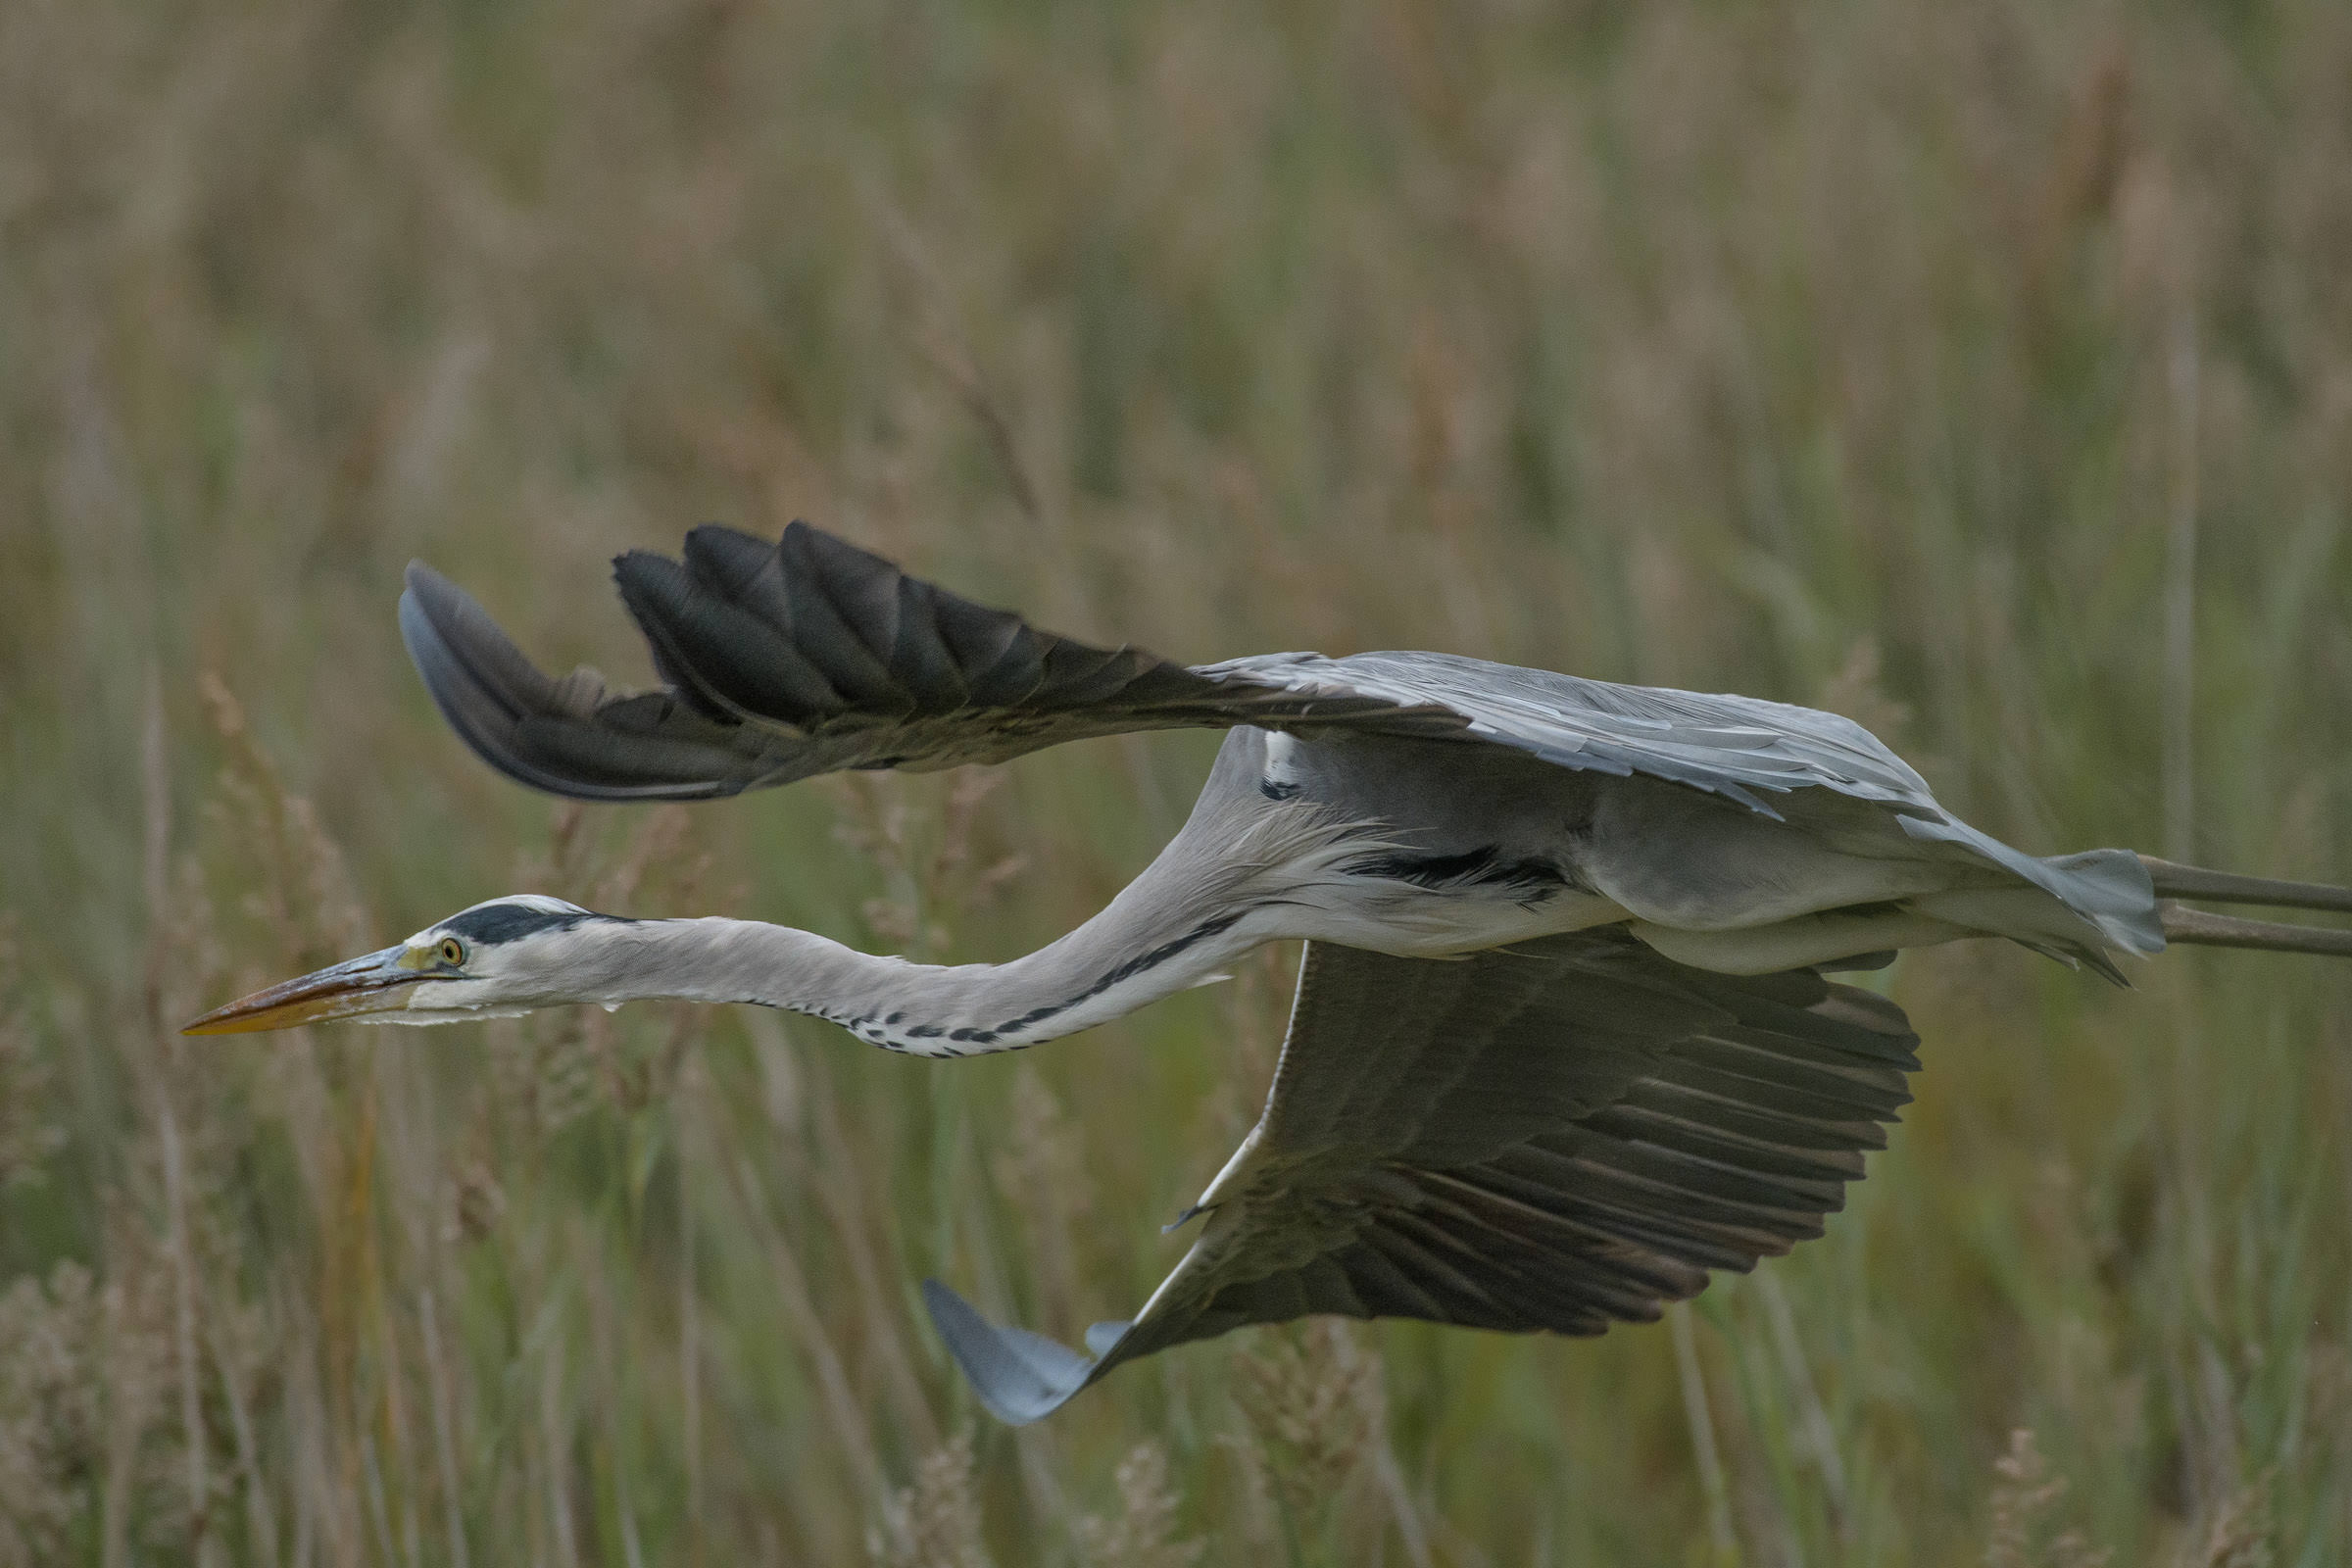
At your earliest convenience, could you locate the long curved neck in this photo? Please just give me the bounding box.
[584,795,1350,1056]
[619,904,1255,1056]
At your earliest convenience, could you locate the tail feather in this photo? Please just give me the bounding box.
[1894,820,2165,957]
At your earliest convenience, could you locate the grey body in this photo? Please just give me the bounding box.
[1180,717,2156,979]
[185,520,2343,1422]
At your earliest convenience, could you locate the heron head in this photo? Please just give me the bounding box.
[182,895,630,1034]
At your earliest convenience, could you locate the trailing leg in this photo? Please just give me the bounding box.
[2139,855,2352,914]
[2157,904,2352,957]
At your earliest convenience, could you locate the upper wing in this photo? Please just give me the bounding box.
[924,932,1920,1423]
[398,522,1455,800]
[400,521,1932,814]
[1198,650,1940,819]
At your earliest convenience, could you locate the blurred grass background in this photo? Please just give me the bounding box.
[2,0,2349,1560]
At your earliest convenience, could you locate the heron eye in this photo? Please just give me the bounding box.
[437,937,466,966]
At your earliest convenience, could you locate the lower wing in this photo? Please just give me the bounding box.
[926,931,1920,1423]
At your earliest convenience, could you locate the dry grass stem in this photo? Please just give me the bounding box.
[0,928,61,1190]
[1231,1320,1388,1556]
[1075,1442,1200,1568]
[1672,1301,1739,1563]
[870,1431,993,1568]
[1986,1429,2110,1568]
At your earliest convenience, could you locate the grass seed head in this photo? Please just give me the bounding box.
[869,1430,991,1568]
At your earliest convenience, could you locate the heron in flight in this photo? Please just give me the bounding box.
[186,522,2352,1423]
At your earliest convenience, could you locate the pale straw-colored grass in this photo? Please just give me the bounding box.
[2,0,2348,1560]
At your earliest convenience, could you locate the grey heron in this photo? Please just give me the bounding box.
[185,522,2352,1423]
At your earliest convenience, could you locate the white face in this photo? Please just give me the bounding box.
[183,895,621,1034]
[394,896,629,1024]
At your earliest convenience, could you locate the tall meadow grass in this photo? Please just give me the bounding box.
[2,0,2348,1560]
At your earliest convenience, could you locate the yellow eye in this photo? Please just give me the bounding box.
[437,937,466,966]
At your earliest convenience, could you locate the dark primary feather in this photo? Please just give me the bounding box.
[926,932,1920,1424]
[399,522,1449,801]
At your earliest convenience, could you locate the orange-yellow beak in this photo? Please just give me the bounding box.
[182,947,427,1035]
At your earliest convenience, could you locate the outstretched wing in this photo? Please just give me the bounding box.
[925,932,1920,1424]
[399,522,1455,800]
[397,521,1929,812]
